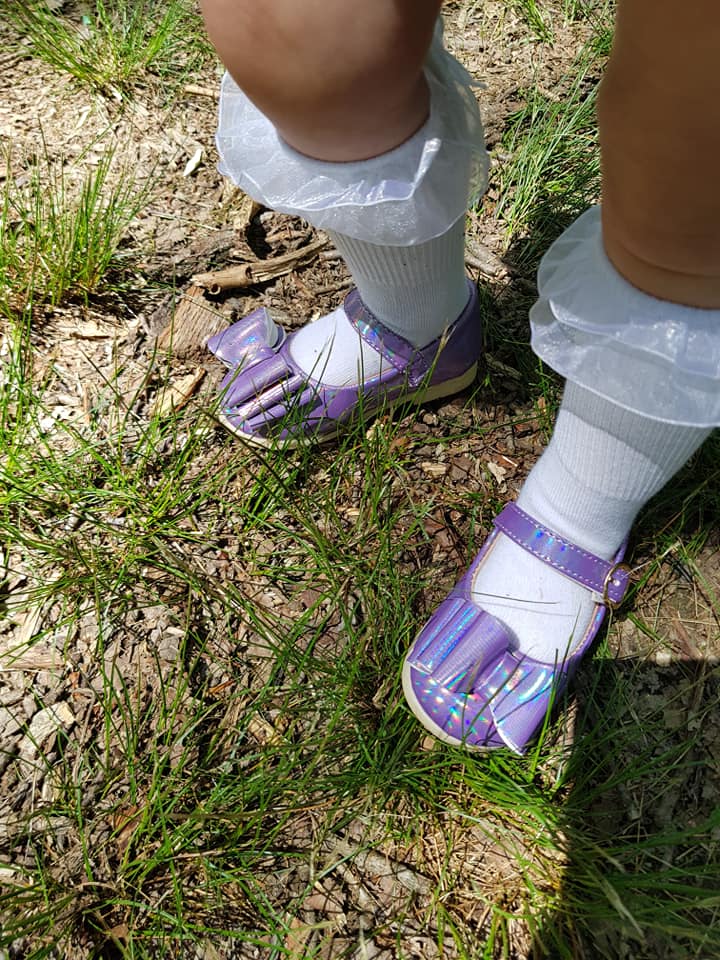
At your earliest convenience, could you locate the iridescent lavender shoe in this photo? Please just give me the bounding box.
[402,503,631,754]
[206,282,481,447]
[206,305,286,369]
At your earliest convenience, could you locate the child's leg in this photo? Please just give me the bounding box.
[598,0,720,309]
[201,2,488,419]
[470,381,710,663]
[404,0,720,751]
[474,0,720,664]
[293,221,470,386]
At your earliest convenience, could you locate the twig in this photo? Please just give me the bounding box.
[324,836,432,895]
[464,239,506,277]
[182,83,217,99]
[314,279,353,296]
[192,238,327,294]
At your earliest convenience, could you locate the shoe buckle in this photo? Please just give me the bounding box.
[602,562,632,610]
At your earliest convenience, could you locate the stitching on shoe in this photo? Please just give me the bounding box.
[497,524,603,592]
[495,504,611,593]
[344,289,424,379]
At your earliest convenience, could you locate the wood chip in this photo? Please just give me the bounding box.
[150,368,206,417]
[232,193,263,233]
[0,642,61,672]
[464,239,506,277]
[182,83,217,99]
[12,602,46,648]
[69,320,115,340]
[18,702,75,765]
[421,462,447,479]
[183,147,203,177]
[247,714,283,746]
[326,837,432,896]
[485,354,523,381]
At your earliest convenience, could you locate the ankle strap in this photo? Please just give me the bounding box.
[344,289,427,382]
[494,503,630,607]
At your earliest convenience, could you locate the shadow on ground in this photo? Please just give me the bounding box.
[531,650,720,960]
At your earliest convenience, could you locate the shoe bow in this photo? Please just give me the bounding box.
[206,307,285,369]
[405,590,558,753]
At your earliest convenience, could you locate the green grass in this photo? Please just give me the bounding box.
[1,0,720,957]
[495,65,601,269]
[511,0,615,41]
[5,0,212,99]
[1,145,149,318]
[510,0,554,42]
[2,345,718,957]
[491,2,615,266]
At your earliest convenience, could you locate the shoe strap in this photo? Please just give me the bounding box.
[494,503,630,607]
[344,290,430,385]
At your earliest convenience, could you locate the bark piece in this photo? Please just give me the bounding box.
[156,284,227,359]
[150,368,206,417]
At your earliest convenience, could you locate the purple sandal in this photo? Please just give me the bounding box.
[402,502,631,754]
[206,282,481,447]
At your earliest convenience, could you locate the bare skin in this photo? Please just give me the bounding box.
[202,0,720,307]
[599,0,720,307]
[199,0,442,161]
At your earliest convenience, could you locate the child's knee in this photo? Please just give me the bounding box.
[200,0,442,158]
[202,0,435,111]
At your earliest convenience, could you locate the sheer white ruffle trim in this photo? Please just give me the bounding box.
[530,206,720,426]
[215,26,488,245]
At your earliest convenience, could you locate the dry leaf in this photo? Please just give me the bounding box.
[113,805,144,857]
[284,917,315,959]
[107,924,130,943]
[486,460,507,485]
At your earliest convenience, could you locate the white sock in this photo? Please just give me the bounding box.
[471,383,711,661]
[288,218,469,385]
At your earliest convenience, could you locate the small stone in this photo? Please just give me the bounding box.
[421,462,447,479]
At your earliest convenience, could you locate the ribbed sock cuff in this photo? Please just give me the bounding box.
[518,384,711,558]
[328,218,469,347]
